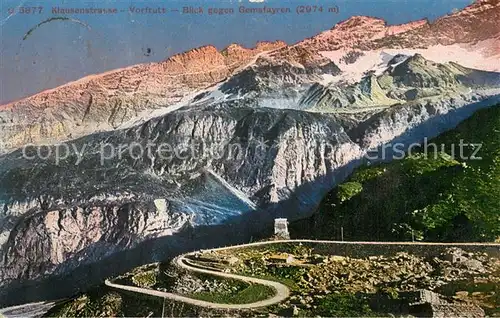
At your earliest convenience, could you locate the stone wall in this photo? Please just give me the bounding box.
[244,240,500,259]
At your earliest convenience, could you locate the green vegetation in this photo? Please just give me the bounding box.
[224,246,309,290]
[259,266,306,291]
[302,104,500,242]
[131,270,157,288]
[350,166,386,183]
[45,288,164,317]
[337,181,363,202]
[314,293,377,317]
[190,280,275,304]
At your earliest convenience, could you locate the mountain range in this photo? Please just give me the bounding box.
[0,0,499,307]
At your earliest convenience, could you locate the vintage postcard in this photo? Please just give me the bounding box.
[0,0,499,316]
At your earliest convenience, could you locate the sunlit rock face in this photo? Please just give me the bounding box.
[1,0,498,154]
[0,41,286,153]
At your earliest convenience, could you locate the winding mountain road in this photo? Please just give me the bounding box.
[105,239,500,310]
[105,250,290,310]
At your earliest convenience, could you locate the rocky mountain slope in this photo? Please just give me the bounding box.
[292,104,500,242]
[1,0,498,153]
[0,105,362,305]
[299,53,500,111]
[298,0,500,52]
[0,41,286,153]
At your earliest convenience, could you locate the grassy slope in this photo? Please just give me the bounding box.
[293,104,500,242]
[190,282,275,304]
[46,287,165,317]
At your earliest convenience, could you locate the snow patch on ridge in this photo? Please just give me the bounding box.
[320,40,500,85]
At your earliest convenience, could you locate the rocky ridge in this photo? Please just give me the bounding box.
[299,54,500,111]
[0,41,286,153]
[1,0,499,154]
[297,0,500,51]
